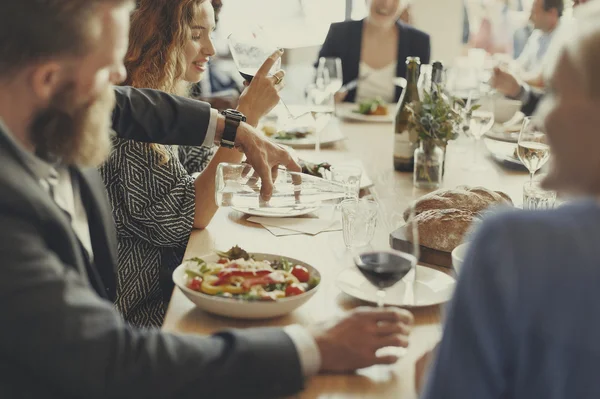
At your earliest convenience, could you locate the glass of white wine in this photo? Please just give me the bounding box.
[517,117,550,184]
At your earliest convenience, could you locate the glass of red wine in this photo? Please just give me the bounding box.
[228,26,300,121]
[354,202,419,307]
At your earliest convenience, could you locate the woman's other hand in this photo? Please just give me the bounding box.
[237,49,285,126]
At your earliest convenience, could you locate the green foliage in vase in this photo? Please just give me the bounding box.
[406,85,479,147]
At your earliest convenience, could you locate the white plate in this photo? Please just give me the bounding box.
[271,133,345,148]
[173,252,321,319]
[337,104,394,123]
[232,206,319,218]
[336,266,456,308]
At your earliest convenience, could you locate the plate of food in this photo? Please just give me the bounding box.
[261,117,345,148]
[483,138,526,169]
[173,246,321,319]
[337,98,394,123]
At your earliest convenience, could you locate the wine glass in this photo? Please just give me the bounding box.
[316,57,343,97]
[228,26,299,122]
[463,92,495,171]
[517,117,550,184]
[353,202,419,308]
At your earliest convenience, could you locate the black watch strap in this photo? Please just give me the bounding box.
[220,109,246,148]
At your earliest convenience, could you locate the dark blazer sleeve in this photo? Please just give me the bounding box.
[521,88,543,116]
[316,23,344,67]
[112,86,212,146]
[413,29,431,65]
[0,205,305,398]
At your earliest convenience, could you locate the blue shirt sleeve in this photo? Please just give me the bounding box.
[421,217,518,399]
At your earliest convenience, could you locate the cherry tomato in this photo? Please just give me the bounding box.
[285,284,306,297]
[291,265,310,283]
[187,277,203,291]
[217,258,228,264]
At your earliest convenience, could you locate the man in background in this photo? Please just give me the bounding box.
[515,0,563,80]
[491,0,593,115]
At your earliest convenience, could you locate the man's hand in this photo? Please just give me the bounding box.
[309,307,414,373]
[234,123,300,201]
[415,345,438,394]
[490,67,521,98]
[237,49,285,126]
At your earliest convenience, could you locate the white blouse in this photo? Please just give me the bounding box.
[355,62,396,104]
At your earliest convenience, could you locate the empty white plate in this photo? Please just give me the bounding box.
[336,266,456,308]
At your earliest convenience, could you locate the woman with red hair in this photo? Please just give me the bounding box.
[99,0,283,327]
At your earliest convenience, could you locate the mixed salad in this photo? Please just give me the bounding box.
[184,246,320,301]
[354,97,388,116]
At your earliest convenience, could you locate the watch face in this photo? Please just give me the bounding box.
[224,109,246,122]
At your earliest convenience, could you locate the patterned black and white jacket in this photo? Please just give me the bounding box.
[99,139,214,327]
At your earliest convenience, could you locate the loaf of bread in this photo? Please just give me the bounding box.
[403,186,512,252]
[405,209,479,253]
[403,186,513,221]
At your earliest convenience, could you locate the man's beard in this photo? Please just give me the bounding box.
[29,83,115,167]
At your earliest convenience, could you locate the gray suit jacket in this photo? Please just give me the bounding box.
[0,87,304,399]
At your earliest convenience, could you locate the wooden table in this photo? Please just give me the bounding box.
[162,117,527,398]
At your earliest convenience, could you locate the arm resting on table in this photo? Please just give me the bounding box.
[0,210,305,399]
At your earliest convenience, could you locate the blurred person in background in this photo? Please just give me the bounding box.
[514,0,563,84]
[491,0,593,115]
[317,0,430,104]
[100,0,283,327]
[418,5,600,398]
[470,0,514,55]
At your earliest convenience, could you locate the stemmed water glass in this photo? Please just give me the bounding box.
[353,202,419,308]
[517,117,550,184]
[309,57,342,152]
[463,92,495,171]
[316,57,343,98]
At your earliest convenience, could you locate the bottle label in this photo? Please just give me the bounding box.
[393,131,413,158]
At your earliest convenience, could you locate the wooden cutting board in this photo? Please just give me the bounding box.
[389,226,453,268]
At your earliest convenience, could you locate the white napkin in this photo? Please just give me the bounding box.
[261,222,342,237]
[247,216,341,236]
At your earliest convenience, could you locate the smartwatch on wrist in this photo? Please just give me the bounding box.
[219,109,246,149]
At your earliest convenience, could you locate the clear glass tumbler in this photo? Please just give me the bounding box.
[341,198,379,249]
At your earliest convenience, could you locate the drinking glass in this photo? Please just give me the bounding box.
[215,163,347,209]
[523,179,556,210]
[353,201,419,308]
[228,26,298,121]
[305,83,334,153]
[330,165,362,200]
[341,199,378,249]
[464,92,495,171]
[316,57,343,97]
[517,117,550,184]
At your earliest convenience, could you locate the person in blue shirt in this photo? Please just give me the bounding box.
[419,3,600,397]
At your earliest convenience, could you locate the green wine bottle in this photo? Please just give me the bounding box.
[393,57,421,172]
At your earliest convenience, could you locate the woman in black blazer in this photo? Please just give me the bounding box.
[317,0,431,103]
